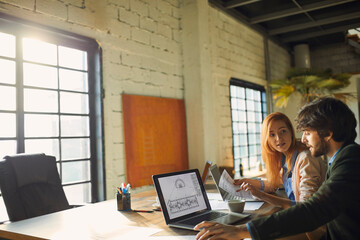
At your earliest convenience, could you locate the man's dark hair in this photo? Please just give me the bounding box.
[295,97,357,143]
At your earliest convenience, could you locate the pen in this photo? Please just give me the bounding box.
[132,209,154,213]
[122,183,127,194]
[126,183,131,193]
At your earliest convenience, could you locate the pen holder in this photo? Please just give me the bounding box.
[117,193,131,211]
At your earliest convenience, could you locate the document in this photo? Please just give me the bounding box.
[209,199,228,210]
[219,170,254,200]
[206,192,223,201]
[245,201,264,211]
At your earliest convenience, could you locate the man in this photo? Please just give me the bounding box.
[194,97,360,239]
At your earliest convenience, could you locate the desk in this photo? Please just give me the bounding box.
[0,188,279,240]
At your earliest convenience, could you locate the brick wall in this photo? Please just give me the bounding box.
[94,0,183,197]
[311,42,360,73]
[268,41,291,81]
[208,8,289,167]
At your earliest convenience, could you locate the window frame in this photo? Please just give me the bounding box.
[0,13,105,203]
[229,78,267,177]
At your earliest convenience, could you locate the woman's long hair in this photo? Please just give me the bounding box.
[261,112,303,188]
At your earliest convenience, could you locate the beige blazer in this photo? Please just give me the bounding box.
[292,150,327,202]
[292,150,327,240]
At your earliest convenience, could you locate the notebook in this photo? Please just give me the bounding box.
[209,164,256,201]
[152,169,249,230]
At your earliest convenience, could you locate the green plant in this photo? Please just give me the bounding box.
[270,68,352,108]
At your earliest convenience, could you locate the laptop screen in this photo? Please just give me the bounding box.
[209,164,227,200]
[154,169,209,220]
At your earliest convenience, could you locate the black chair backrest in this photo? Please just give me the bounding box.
[0,153,70,221]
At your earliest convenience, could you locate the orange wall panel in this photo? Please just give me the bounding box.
[122,94,189,187]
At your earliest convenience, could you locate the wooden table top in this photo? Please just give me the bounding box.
[0,186,282,240]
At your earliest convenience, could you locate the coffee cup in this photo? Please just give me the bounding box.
[227,199,245,213]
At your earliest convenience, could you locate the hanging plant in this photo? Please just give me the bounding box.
[270,68,353,108]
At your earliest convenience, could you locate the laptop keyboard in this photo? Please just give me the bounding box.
[179,211,227,226]
[225,192,241,200]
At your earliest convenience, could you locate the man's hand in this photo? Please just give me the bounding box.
[194,221,250,240]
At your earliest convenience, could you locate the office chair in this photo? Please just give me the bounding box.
[0,153,71,221]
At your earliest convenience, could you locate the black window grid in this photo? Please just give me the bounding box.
[0,13,104,203]
[230,79,267,177]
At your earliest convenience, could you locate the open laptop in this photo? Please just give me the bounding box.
[201,160,212,184]
[210,164,255,201]
[152,169,249,230]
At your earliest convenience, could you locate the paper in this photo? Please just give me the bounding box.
[206,192,223,201]
[244,201,264,211]
[209,199,228,210]
[219,170,254,200]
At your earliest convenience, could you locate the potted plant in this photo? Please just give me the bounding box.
[270,68,353,108]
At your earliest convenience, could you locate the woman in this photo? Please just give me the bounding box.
[235,112,327,239]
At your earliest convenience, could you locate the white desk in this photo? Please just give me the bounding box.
[0,188,288,240]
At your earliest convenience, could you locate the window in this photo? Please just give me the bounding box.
[230,79,267,177]
[0,14,104,206]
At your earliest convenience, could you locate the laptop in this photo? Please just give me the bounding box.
[210,164,254,201]
[201,160,212,184]
[152,169,249,230]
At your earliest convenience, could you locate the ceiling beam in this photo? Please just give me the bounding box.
[224,0,261,9]
[281,23,360,43]
[269,12,360,35]
[209,0,249,24]
[250,0,356,24]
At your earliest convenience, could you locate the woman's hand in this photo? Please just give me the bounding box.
[194,221,250,240]
[234,178,261,190]
[237,182,264,200]
[239,183,291,209]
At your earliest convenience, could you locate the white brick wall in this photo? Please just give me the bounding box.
[311,42,360,73]
[209,7,270,166]
[130,0,148,17]
[61,0,83,8]
[119,7,140,27]
[102,1,183,196]
[140,16,157,33]
[268,40,291,81]
[131,27,151,44]
[107,0,130,9]
[1,0,35,10]
[36,0,67,19]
